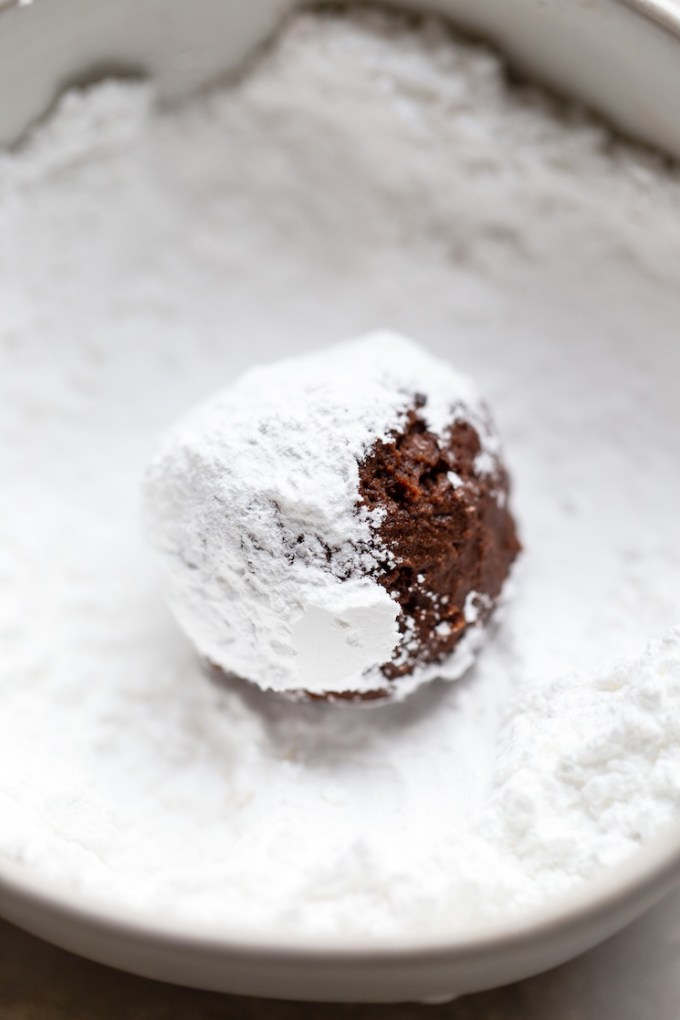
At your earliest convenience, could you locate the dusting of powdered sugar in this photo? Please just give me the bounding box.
[143,331,497,696]
[1,5,680,939]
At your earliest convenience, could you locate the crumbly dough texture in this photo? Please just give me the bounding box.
[144,332,518,699]
[359,404,520,690]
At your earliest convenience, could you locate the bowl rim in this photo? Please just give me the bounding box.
[2,823,680,960]
[619,0,680,36]
[2,0,680,33]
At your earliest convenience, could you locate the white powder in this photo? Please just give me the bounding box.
[2,6,680,939]
[143,331,503,697]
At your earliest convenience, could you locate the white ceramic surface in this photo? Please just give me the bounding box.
[2,0,680,1003]
[1,828,680,1003]
[3,0,680,159]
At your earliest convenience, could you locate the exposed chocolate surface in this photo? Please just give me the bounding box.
[358,403,521,689]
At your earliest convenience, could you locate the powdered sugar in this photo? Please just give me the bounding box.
[143,331,501,696]
[1,6,680,939]
[479,630,680,903]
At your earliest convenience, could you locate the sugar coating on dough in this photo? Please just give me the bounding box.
[144,332,517,699]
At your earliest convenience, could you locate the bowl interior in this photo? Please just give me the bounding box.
[2,0,680,1003]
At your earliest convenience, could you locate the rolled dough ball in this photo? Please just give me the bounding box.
[143,333,520,701]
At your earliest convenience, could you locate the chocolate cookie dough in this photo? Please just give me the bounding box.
[359,404,520,692]
[144,333,520,702]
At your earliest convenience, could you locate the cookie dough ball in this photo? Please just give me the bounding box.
[144,333,520,701]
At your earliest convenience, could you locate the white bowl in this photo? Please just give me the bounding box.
[2,0,680,1003]
[1,828,680,1002]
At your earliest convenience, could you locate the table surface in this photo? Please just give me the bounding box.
[2,889,680,1020]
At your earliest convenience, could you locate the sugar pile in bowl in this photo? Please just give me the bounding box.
[2,5,680,938]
